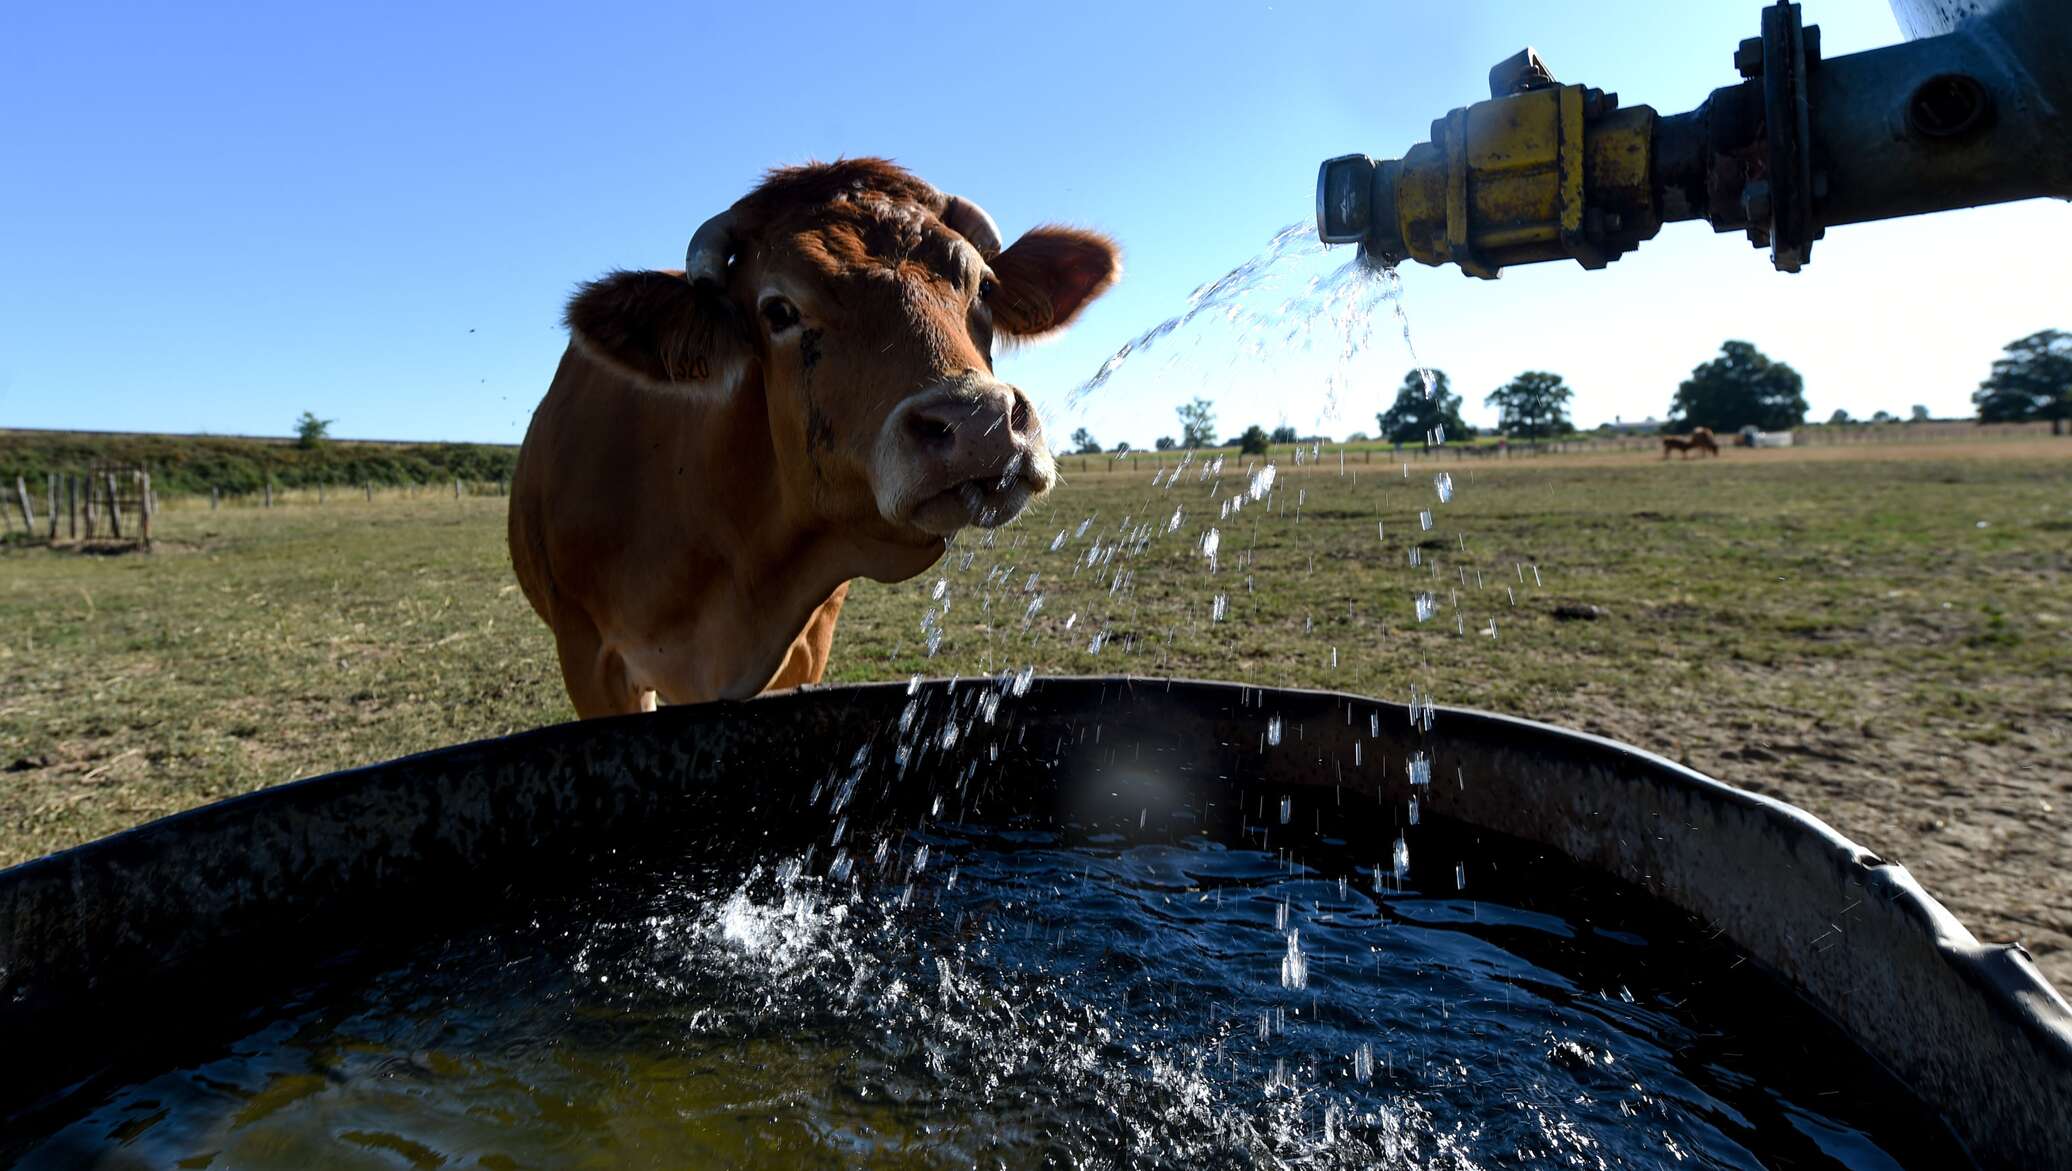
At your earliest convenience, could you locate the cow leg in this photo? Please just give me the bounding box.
[767,582,851,691]
[550,612,649,718]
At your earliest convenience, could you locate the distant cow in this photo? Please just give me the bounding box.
[510,159,1120,716]
[1661,427,1720,459]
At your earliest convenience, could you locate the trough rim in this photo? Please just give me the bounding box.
[4,673,2065,1022]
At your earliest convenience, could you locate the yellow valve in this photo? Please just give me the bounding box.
[1320,79,1659,278]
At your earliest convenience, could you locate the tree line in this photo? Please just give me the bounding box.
[1069,329,2067,452]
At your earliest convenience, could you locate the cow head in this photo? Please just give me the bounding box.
[565,159,1119,549]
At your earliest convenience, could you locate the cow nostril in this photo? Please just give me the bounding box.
[1010,397,1032,435]
[909,413,955,446]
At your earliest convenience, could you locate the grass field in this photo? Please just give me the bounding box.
[2,438,2066,987]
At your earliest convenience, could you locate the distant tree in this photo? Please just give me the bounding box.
[1827,408,1853,425]
[1154,436,1177,451]
[1269,424,1298,444]
[1974,329,2071,434]
[1111,440,1132,455]
[1238,425,1270,455]
[1346,431,1370,442]
[1176,398,1218,449]
[1669,341,1807,432]
[1376,369,1466,445]
[1070,427,1101,454]
[1871,409,1896,424]
[1485,371,1574,440]
[295,411,334,450]
[1910,404,1931,422]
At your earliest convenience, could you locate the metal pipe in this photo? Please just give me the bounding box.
[1319,0,2071,277]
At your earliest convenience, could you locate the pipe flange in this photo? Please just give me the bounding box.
[1758,1,1818,271]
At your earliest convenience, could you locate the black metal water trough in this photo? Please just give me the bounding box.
[1,678,2066,1167]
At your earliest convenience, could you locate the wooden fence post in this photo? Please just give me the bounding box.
[317,480,325,505]
[264,479,274,509]
[453,478,462,499]
[139,472,153,550]
[15,475,35,534]
[105,472,123,539]
[46,474,57,540]
[364,481,373,502]
[66,474,77,539]
[210,486,220,510]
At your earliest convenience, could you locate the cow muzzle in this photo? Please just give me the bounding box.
[877,381,1056,537]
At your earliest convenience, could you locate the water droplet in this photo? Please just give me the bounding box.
[1392,835,1411,881]
[1267,714,1284,746]
[1280,929,1308,989]
[1434,472,1453,504]
[1408,753,1432,787]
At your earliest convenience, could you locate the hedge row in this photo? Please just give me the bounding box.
[0,431,518,497]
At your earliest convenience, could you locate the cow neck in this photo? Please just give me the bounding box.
[687,373,943,630]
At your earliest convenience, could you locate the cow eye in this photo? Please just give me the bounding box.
[760,297,800,333]
[977,277,998,301]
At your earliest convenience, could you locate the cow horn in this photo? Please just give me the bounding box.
[939,195,1004,258]
[684,209,739,289]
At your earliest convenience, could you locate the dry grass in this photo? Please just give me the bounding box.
[2,437,2066,986]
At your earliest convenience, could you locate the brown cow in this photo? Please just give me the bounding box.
[1661,426,1720,459]
[509,159,1120,717]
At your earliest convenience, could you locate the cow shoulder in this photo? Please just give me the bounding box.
[564,270,751,391]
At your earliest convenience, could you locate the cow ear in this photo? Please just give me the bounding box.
[564,270,752,390]
[988,227,1121,339]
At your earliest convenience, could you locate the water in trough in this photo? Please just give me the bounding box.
[16,814,1967,1169]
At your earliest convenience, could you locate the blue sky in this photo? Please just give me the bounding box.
[3,0,2065,446]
